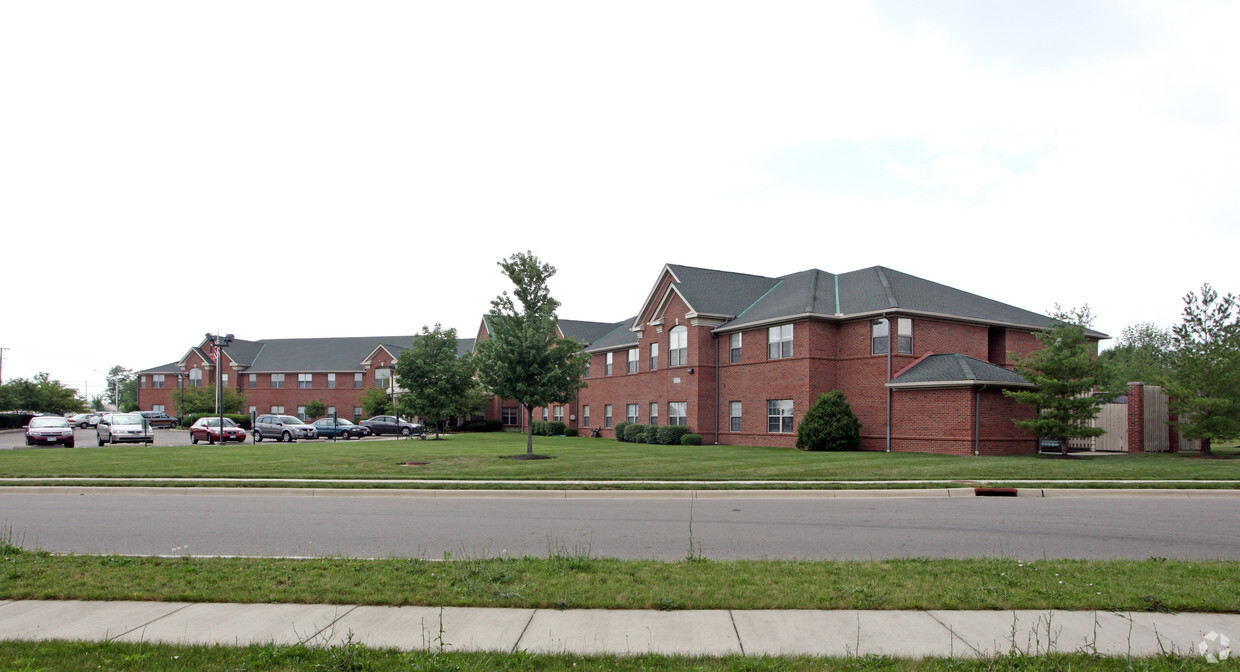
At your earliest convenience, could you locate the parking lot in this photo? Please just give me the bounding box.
[1,427,407,450]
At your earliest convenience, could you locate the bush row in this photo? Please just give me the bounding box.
[460,419,503,433]
[531,420,567,436]
[613,422,701,446]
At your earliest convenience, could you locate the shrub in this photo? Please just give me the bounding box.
[613,421,631,442]
[681,433,703,446]
[796,390,862,451]
[655,425,690,445]
[564,428,578,437]
[461,420,503,432]
[622,423,647,443]
[547,421,566,436]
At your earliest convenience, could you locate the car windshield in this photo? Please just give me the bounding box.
[279,416,302,425]
[30,417,70,428]
[112,414,143,426]
[335,419,355,426]
[205,418,237,428]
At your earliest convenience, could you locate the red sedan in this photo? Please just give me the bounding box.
[189,417,247,445]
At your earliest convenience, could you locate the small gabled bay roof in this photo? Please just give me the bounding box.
[887,353,1034,389]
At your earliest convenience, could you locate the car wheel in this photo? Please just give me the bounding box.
[281,431,292,442]
[208,433,216,445]
[96,434,104,446]
[253,431,262,442]
[110,434,116,444]
[191,434,198,444]
[66,441,74,448]
[401,426,412,437]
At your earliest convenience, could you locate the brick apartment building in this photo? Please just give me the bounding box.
[508,264,1105,456]
[138,263,1102,456]
[136,335,474,422]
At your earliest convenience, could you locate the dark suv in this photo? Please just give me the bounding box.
[138,410,180,429]
[252,414,318,442]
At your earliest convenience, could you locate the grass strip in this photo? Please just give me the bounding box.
[0,639,1226,671]
[3,551,1237,613]
[0,433,1236,485]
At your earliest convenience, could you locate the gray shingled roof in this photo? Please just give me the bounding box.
[664,265,781,318]
[142,335,475,375]
[583,317,640,352]
[888,353,1033,388]
[136,361,183,375]
[559,319,625,345]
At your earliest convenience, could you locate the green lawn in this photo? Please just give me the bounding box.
[0,432,1236,486]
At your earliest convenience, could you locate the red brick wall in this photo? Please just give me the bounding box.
[890,387,1037,456]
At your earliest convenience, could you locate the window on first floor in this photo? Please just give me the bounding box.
[249,406,257,415]
[297,406,308,421]
[768,399,794,433]
[327,406,336,417]
[502,407,519,425]
[730,401,742,432]
[582,405,591,428]
[153,404,164,413]
[271,373,284,389]
[543,407,549,420]
[353,406,363,420]
[626,403,639,424]
[554,406,564,422]
[271,405,285,414]
[768,324,793,359]
[604,404,613,428]
[221,373,228,388]
[669,401,687,426]
[649,402,659,426]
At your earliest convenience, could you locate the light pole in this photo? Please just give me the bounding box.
[176,372,184,419]
[205,333,234,436]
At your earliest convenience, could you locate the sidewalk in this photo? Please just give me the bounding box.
[1,600,1236,658]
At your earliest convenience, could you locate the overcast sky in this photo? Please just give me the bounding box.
[3,1,1238,399]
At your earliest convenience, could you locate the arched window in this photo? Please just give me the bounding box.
[669,326,688,366]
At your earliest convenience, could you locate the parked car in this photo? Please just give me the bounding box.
[252,414,318,442]
[67,413,91,429]
[96,412,154,445]
[189,416,247,444]
[84,411,106,427]
[359,415,426,438]
[311,417,367,440]
[138,410,180,429]
[25,416,75,447]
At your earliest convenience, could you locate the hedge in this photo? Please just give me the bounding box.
[531,420,567,436]
[655,425,691,445]
[681,433,703,446]
[461,419,503,432]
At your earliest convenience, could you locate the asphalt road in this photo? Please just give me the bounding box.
[1,489,1237,560]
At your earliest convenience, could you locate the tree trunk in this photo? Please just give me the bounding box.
[526,405,535,456]
[1202,437,1212,455]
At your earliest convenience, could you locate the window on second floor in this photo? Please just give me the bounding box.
[354,373,364,389]
[375,368,390,389]
[189,368,203,388]
[650,343,659,371]
[872,318,914,355]
[627,348,639,374]
[730,333,743,363]
[248,373,257,389]
[730,401,742,432]
[669,326,687,366]
[152,374,165,389]
[768,324,793,359]
[605,352,614,376]
[327,373,336,389]
[298,373,312,389]
[270,373,284,389]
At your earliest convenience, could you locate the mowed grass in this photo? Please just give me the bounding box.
[3,549,1238,613]
[0,432,1237,485]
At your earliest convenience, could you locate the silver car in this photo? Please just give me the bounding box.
[252,414,317,442]
[96,412,154,445]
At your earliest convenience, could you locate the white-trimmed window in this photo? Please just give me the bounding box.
[153,404,164,413]
[298,373,312,389]
[668,401,687,426]
[297,406,308,421]
[583,405,591,428]
[543,407,549,420]
[604,404,613,428]
[152,374,165,389]
[626,403,639,424]
[650,343,659,371]
[627,348,639,374]
[327,373,336,389]
[327,406,336,417]
[249,405,257,415]
[375,368,390,389]
[249,373,257,389]
[139,376,146,389]
[502,407,519,425]
[271,405,285,414]
[221,373,229,388]
[189,368,203,388]
[730,401,742,432]
[669,326,687,366]
[649,402,659,426]
[554,406,564,423]
[271,373,284,389]
[354,373,364,389]
[768,324,793,359]
[730,333,743,363]
[353,406,363,420]
[768,399,794,433]
[585,360,591,378]
[872,318,914,355]
[605,352,614,376]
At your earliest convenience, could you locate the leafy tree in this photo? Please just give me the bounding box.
[175,385,247,416]
[474,251,590,458]
[359,386,392,418]
[1098,322,1174,390]
[1166,283,1240,455]
[1002,306,1110,456]
[0,374,86,415]
[105,365,137,411]
[304,399,327,421]
[796,391,862,451]
[89,394,106,411]
[395,324,483,439]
